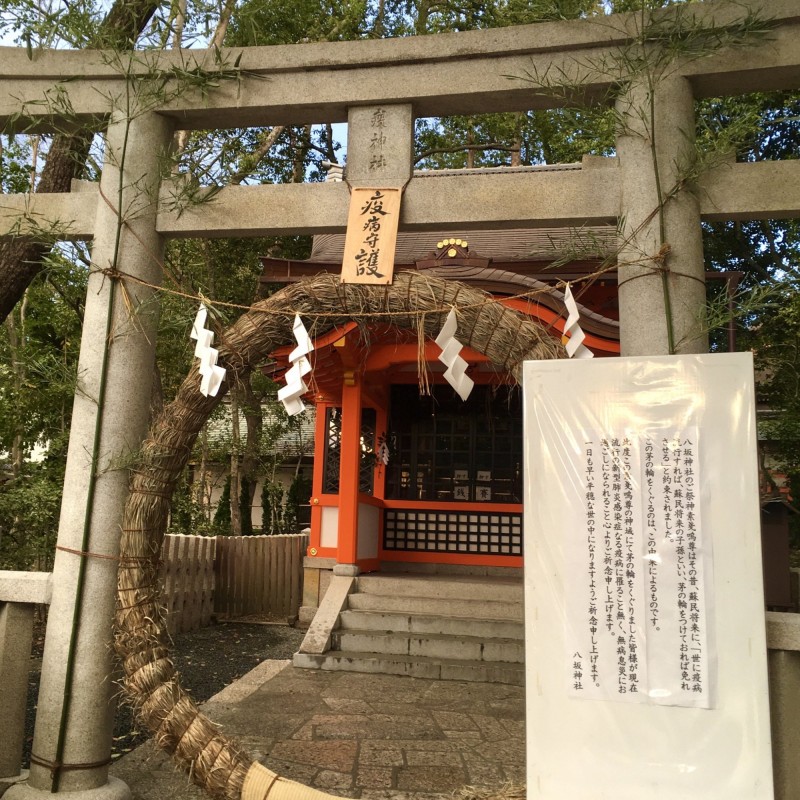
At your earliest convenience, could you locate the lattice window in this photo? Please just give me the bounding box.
[321,406,377,495]
[385,385,523,503]
[383,510,523,556]
[359,408,376,495]
[322,407,342,494]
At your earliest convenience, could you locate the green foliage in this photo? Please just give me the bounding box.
[212,476,231,532]
[749,290,800,551]
[0,249,85,567]
[226,0,372,44]
[239,476,254,536]
[415,107,616,169]
[284,472,312,532]
[168,473,217,536]
[700,91,800,346]
[0,435,68,570]
[0,260,85,451]
[0,135,35,194]
[261,480,284,535]
[0,0,103,48]
[698,91,800,168]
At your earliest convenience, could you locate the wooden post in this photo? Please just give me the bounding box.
[336,378,363,567]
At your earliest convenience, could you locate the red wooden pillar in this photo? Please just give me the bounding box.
[307,399,330,557]
[373,402,388,502]
[336,373,362,566]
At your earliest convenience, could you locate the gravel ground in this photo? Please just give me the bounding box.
[24,621,307,766]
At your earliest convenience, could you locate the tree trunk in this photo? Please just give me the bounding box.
[229,390,242,535]
[510,113,523,166]
[193,424,210,520]
[240,379,263,520]
[4,293,27,477]
[0,0,161,322]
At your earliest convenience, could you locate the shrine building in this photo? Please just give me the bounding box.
[261,185,623,619]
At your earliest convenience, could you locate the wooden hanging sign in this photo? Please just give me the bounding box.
[340,187,402,285]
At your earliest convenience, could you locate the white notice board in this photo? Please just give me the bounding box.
[523,353,772,799]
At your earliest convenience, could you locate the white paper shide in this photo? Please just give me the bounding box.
[190,304,226,397]
[435,308,474,401]
[278,315,314,416]
[562,284,593,359]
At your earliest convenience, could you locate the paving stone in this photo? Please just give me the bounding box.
[314,770,354,790]
[323,697,375,714]
[470,739,526,766]
[363,739,462,753]
[502,764,526,784]
[500,718,526,737]
[220,711,309,739]
[112,663,527,800]
[442,730,483,740]
[431,711,478,730]
[404,751,463,767]
[396,766,467,792]
[243,690,323,714]
[360,792,448,800]
[356,768,395,788]
[261,758,318,783]
[268,739,358,772]
[358,746,405,767]
[312,789,360,799]
[465,758,506,786]
[471,714,513,741]
[330,675,432,703]
[366,702,428,716]
[313,714,440,740]
[290,721,315,740]
[485,695,526,718]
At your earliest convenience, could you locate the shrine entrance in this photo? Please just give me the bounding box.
[262,264,620,580]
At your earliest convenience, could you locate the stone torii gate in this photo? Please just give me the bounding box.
[1,2,799,800]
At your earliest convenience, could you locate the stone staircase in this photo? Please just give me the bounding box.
[293,572,525,685]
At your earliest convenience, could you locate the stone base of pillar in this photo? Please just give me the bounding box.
[5,777,130,800]
[0,769,29,798]
[332,564,360,577]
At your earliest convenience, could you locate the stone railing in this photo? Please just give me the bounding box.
[0,571,52,785]
[766,611,800,799]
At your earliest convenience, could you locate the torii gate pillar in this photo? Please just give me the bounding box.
[8,110,172,800]
[616,74,708,356]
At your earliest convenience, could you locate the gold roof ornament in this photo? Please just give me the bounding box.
[434,238,470,260]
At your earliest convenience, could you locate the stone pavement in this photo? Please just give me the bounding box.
[111,661,525,800]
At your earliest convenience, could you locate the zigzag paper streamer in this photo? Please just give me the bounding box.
[562,284,594,360]
[190,304,226,397]
[277,314,314,416]
[435,308,474,402]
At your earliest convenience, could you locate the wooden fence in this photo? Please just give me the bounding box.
[214,534,307,621]
[160,533,308,634]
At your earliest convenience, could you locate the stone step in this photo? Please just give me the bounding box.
[381,562,523,579]
[338,609,524,640]
[332,629,525,663]
[346,591,522,621]
[293,650,525,686]
[356,573,523,604]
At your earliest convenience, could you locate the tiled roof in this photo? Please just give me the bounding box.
[309,226,617,265]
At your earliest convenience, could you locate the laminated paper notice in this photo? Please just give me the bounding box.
[567,428,711,709]
[340,187,401,284]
